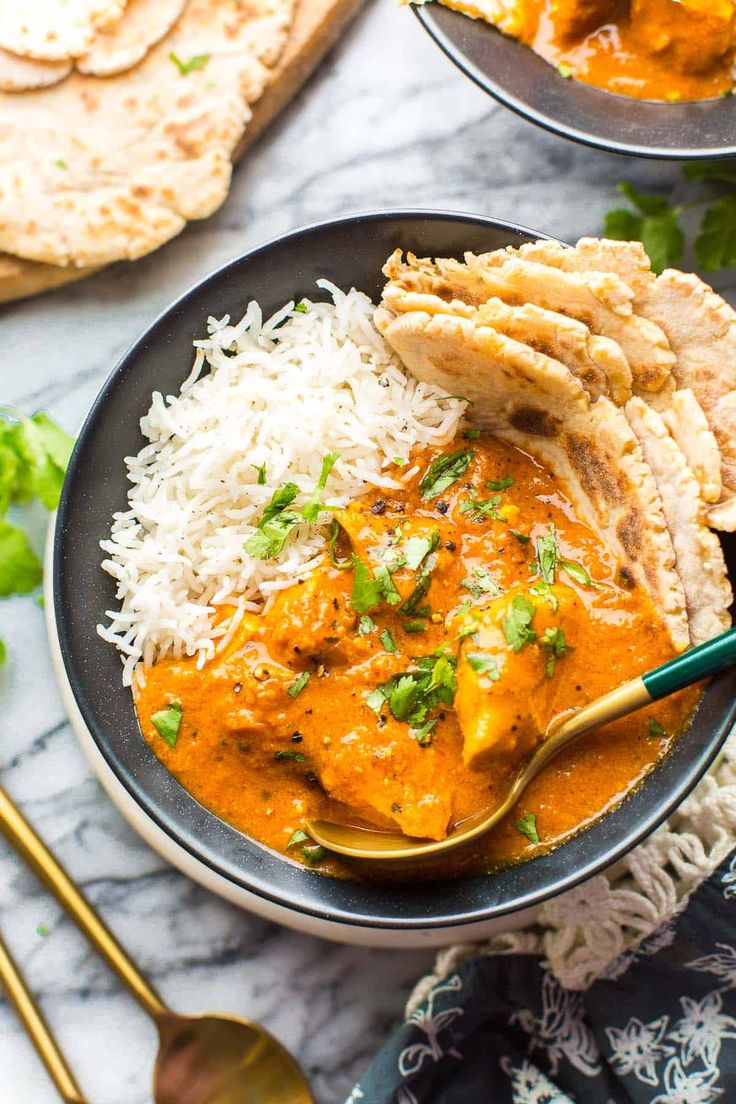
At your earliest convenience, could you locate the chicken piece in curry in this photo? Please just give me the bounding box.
[448,0,736,102]
[134,435,699,878]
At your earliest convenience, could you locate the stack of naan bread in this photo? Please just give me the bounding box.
[0,0,360,303]
[376,238,735,652]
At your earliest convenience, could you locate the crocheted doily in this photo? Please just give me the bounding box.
[409,727,736,1009]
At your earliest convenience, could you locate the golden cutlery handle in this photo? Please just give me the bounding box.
[0,785,166,1021]
[0,932,87,1103]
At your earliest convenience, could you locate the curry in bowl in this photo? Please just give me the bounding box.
[99,236,734,878]
[423,0,736,102]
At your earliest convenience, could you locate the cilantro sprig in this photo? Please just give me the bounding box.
[0,408,73,664]
[604,164,736,274]
[366,649,457,744]
[244,454,339,561]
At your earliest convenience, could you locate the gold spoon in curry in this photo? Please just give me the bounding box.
[307,625,736,861]
[0,785,313,1104]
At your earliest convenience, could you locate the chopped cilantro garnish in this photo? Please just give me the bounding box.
[460,491,504,522]
[486,476,514,491]
[368,652,456,735]
[301,452,339,523]
[403,530,440,571]
[151,701,183,748]
[373,564,402,606]
[287,829,310,848]
[411,719,436,746]
[54,158,67,170]
[358,614,377,636]
[252,463,267,485]
[419,450,474,500]
[510,530,530,544]
[403,620,426,633]
[557,62,573,79]
[463,429,481,440]
[461,567,501,600]
[454,597,472,620]
[529,580,559,612]
[0,520,42,597]
[649,717,666,740]
[169,51,210,74]
[36,924,49,937]
[328,519,351,569]
[534,523,558,585]
[466,652,500,680]
[380,628,398,653]
[515,812,540,844]
[244,482,300,559]
[301,844,327,865]
[560,559,595,587]
[275,749,307,762]
[286,671,310,698]
[400,553,437,614]
[541,626,572,677]
[502,594,537,652]
[294,301,308,313]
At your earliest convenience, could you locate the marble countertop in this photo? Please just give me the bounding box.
[0,2,725,1100]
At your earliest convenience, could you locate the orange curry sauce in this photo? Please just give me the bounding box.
[134,435,699,878]
[509,0,736,102]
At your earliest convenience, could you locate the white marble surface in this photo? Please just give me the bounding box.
[0,2,729,1101]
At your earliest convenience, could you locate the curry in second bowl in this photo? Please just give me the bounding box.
[421,0,736,102]
[99,236,734,877]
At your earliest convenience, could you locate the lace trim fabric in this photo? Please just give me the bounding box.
[408,728,736,1011]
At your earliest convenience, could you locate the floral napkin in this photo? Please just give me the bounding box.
[348,846,736,1103]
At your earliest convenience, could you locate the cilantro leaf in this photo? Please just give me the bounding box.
[541,626,572,677]
[0,639,6,666]
[358,614,377,636]
[380,628,398,653]
[0,520,43,597]
[683,160,736,185]
[287,829,310,848]
[369,652,457,736]
[286,671,310,698]
[300,452,339,522]
[403,530,440,571]
[560,559,595,587]
[351,557,385,613]
[252,463,267,485]
[648,717,666,740]
[486,476,514,491]
[460,491,503,522]
[244,483,301,560]
[534,523,558,584]
[400,552,437,614]
[169,52,210,75]
[695,195,736,272]
[0,410,73,511]
[419,450,474,500]
[514,812,540,844]
[151,701,183,748]
[275,749,306,762]
[510,529,530,545]
[529,580,559,612]
[604,183,683,274]
[301,844,327,865]
[502,594,537,652]
[328,519,351,569]
[466,652,500,680]
[461,566,501,600]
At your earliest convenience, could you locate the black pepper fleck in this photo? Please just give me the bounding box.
[436,501,448,514]
[232,682,242,694]
[370,499,387,516]
[291,732,303,743]
[445,541,456,552]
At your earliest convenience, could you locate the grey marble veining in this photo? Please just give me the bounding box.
[0,2,732,1101]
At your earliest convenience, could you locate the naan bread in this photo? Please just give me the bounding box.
[626,397,732,645]
[77,0,185,76]
[381,262,631,402]
[0,0,294,267]
[375,291,690,652]
[0,49,71,91]
[383,249,673,394]
[517,237,657,299]
[659,388,722,505]
[0,1,127,61]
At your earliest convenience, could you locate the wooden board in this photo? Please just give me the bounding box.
[0,0,365,306]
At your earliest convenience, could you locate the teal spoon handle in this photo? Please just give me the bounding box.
[643,626,736,701]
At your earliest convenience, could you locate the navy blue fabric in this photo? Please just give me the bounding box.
[348,849,736,1103]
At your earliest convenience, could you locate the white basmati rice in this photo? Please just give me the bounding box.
[98,281,466,685]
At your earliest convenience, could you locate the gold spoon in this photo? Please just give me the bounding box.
[307,626,736,861]
[0,784,313,1104]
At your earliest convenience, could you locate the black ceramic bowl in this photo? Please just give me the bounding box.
[54,210,736,936]
[415,3,736,159]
